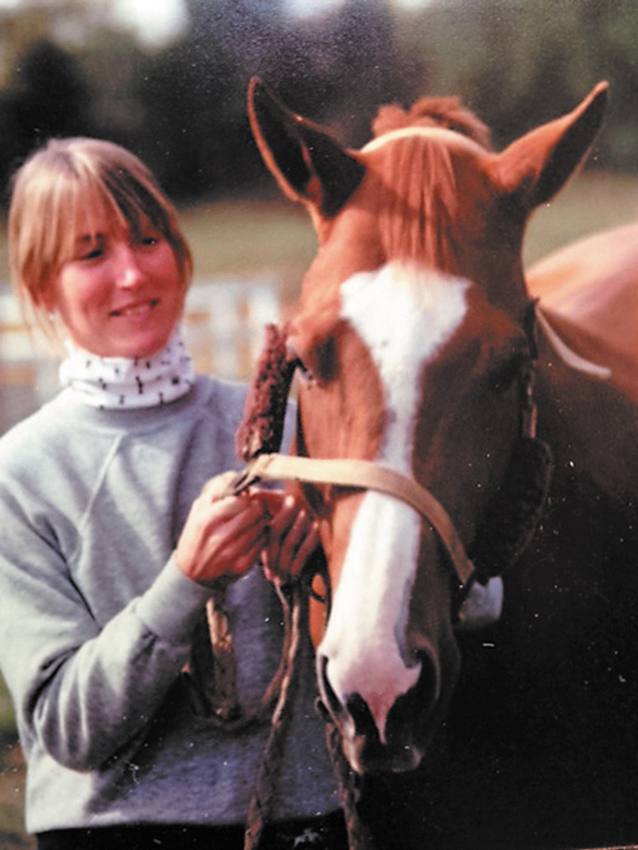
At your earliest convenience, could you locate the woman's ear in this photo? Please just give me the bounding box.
[38,275,58,312]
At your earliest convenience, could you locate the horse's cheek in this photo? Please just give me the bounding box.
[408,528,457,656]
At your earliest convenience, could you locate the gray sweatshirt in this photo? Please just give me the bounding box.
[0,375,339,834]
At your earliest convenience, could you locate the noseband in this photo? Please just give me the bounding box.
[232,452,476,587]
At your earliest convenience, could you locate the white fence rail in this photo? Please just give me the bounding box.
[0,276,281,433]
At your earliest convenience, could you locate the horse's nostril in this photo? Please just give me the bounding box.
[318,655,343,720]
[414,649,440,701]
[345,692,379,741]
[385,649,440,743]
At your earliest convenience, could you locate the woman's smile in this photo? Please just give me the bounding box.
[109,298,160,318]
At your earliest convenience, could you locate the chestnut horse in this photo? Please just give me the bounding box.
[239,80,638,849]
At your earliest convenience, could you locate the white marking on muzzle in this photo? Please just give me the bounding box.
[318,263,469,742]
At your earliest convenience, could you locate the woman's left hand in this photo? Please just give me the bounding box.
[251,489,320,583]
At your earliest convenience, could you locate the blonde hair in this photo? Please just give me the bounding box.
[8,137,193,335]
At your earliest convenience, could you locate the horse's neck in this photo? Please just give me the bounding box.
[535,324,638,496]
[537,305,638,403]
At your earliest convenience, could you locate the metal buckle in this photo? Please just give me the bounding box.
[226,467,261,496]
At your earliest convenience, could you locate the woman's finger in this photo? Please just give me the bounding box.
[177,494,269,583]
[288,520,320,577]
[276,507,310,572]
[200,470,240,501]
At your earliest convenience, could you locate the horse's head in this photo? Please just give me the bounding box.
[243,78,607,773]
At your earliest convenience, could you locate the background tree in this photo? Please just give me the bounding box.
[0,0,637,206]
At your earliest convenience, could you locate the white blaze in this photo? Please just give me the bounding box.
[318,262,469,742]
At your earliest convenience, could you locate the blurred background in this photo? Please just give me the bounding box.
[1,0,638,846]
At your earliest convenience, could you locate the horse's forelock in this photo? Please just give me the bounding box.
[372,96,493,152]
[368,135,465,271]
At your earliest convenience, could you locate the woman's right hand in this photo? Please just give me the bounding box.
[175,472,269,587]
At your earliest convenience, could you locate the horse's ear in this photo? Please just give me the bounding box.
[493,81,608,210]
[248,77,366,218]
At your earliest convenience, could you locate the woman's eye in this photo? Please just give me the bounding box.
[137,233,160,247]
[79,244,104,261]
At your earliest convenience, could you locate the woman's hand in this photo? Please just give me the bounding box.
[175,472,270,586]
[257,489,320,584]
[176,473,320,588]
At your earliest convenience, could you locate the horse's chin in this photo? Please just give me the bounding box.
[342,733,423,775]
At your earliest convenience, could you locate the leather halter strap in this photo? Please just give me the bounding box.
[234,452,475,587]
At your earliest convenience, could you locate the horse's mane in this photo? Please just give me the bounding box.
[371,96,493,151]
[367,97,493,271]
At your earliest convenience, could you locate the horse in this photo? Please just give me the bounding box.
[237,79,638,849]
[527,221,638,401]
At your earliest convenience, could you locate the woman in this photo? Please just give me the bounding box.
[0,138,346,849]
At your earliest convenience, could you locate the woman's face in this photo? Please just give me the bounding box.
[50,209,185,358]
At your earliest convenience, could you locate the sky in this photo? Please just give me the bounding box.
[110,0,189,48]
[113,0,432,48]
[0,0,432,50]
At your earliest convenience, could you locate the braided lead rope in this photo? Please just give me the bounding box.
[325,721,375,850]
[203,587,241,721]
[203,473,369,849]
[243,578,305,850]
[188,472,307,733]
[189,581,295,733]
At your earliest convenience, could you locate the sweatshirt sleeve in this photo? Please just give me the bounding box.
[0,484,211,772]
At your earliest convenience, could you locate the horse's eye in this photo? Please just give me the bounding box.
[286,339,314,386]
[489,354,524,394]
[293,337,338,386]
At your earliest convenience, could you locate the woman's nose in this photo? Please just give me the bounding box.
[114,243,144,288]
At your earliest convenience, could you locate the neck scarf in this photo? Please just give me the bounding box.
[59,329,195,409]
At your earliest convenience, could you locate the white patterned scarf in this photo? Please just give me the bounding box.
[59,329,195,409]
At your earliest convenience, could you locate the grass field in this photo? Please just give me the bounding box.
[1,170,637,848]
[177,170,638,293]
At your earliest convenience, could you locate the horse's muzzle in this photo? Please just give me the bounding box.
[317,646,442,774]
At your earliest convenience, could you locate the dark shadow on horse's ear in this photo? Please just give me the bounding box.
[248,77,366,218]
[492,81,608,211]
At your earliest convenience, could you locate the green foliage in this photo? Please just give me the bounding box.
[0,0,638,204]
[403,0,638,159]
